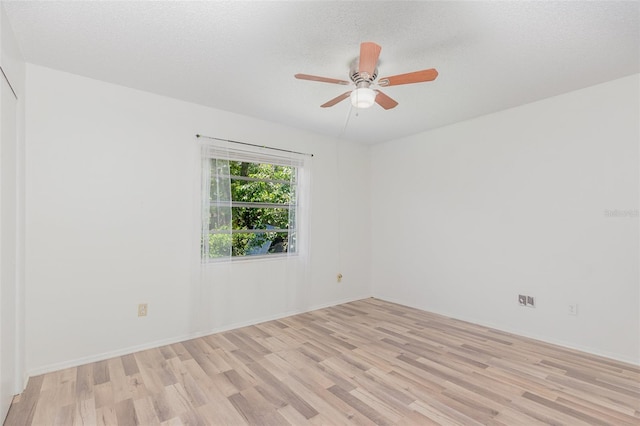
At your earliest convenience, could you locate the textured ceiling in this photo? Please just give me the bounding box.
[4,1,639,144]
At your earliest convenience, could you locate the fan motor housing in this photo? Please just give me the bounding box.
[350,61,378,85]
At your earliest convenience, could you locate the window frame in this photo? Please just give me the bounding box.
[201,148,302,262]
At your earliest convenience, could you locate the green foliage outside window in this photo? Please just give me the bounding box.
[206,160,295,258]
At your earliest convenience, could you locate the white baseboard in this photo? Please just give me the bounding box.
[373,295,640,367]
[23,292,638,388]
[26,294,370,378]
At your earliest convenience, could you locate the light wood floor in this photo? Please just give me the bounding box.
[5,298,640,425]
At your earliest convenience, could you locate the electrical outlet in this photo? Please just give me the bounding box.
[527,296,535,308]
[337,273,343,283]
[138,303,148,317]
[568,304,578,316]
[518,295,527,306]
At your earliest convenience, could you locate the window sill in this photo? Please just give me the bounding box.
[202,253,298,265]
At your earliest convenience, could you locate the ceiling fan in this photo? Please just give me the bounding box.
[295,42,438,110]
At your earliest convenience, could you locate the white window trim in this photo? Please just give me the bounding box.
[201,141,308,262]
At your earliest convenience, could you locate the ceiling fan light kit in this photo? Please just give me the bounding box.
[350,87,376,108]
[295,41,438,110]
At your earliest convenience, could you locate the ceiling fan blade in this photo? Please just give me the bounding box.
[358,42,381,79]
[321,92,351,108]
[295,74,350,85]
[378,68,438,87]
[374,90,398,110]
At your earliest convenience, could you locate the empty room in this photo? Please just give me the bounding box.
[0,1,638,425]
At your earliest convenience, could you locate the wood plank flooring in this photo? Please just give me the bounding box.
[5,298,640,425]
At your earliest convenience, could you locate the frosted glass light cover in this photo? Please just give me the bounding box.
[350,87,376,108]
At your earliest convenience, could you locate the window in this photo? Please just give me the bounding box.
[201,144,305,260]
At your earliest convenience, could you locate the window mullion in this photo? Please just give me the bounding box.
[209,229,290,235]
[229,175,290,185]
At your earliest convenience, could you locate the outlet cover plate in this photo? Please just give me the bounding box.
[138,303,148,317]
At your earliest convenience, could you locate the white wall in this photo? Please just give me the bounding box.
[372,74,640,364]
[0,3,25,419]
[25,64,371,375]
[24,61,638,377]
